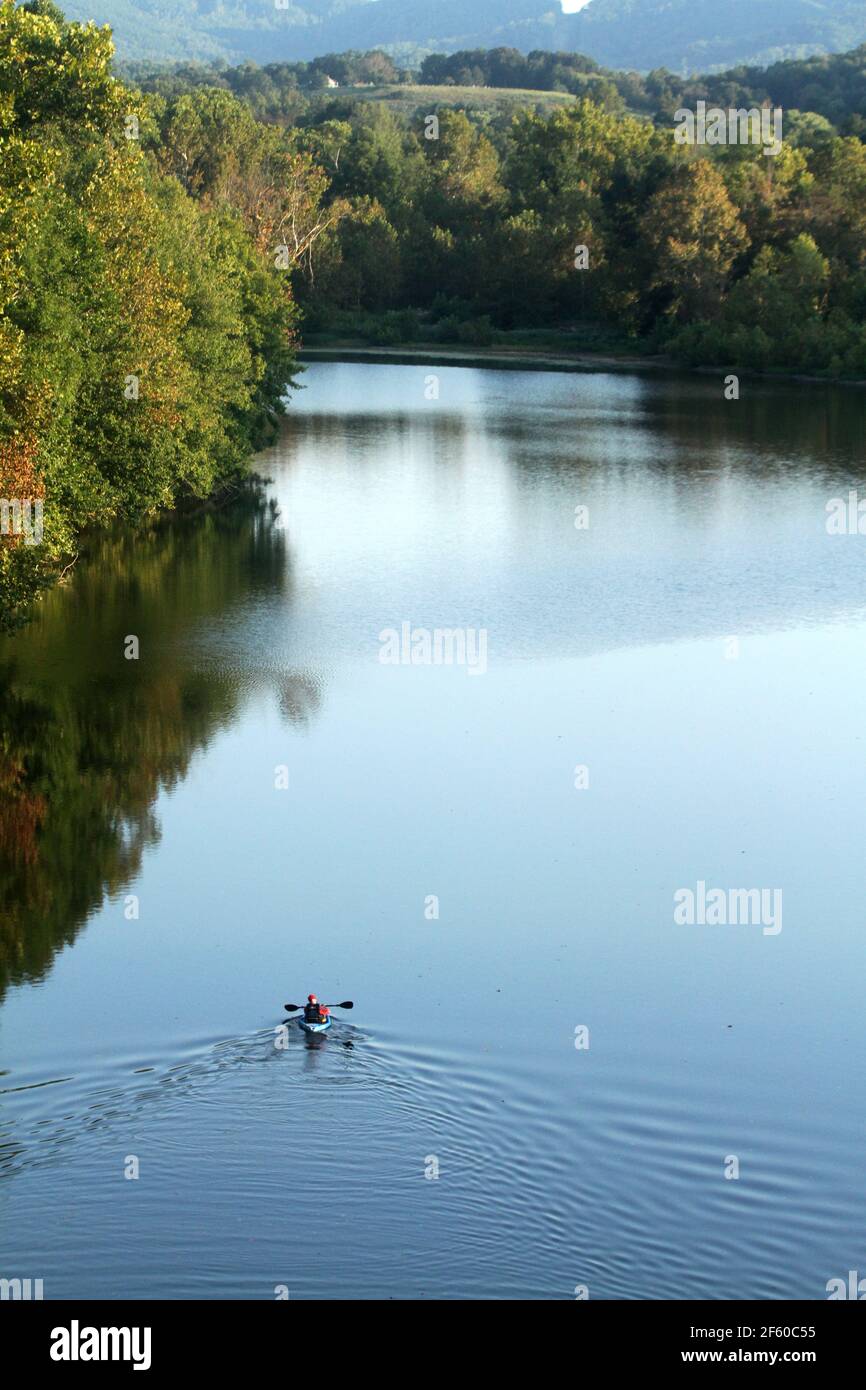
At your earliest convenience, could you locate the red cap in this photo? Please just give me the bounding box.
[308,994,317,1003]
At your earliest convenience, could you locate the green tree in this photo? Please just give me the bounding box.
[639,158,750,325]
[0,0,299,627]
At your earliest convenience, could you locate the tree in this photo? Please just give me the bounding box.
[0,0,299,626]
[639,158,750,324]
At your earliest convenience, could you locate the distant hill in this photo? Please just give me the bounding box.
[120,41,866,141]
[59,0,866,72]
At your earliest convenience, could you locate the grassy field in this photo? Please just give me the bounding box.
[341,83,582,117]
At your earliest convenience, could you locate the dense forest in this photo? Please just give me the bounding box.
[4,6,866,625]
[126,41,866,375]
[0,0,302,626]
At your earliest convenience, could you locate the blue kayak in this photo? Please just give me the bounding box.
[298,1014,332,1035]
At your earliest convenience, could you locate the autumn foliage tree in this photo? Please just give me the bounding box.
[0,0,300,627]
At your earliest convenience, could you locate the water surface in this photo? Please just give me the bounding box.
[1,363,865,1299]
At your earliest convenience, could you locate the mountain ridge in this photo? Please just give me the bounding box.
[57,0,866,72]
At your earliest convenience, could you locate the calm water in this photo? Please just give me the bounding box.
[2,362,866,1300]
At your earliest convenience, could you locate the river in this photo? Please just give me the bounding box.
[1,361,865,1299]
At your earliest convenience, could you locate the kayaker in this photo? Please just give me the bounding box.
[304,994,329,1024]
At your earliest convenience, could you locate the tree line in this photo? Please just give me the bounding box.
[0,0,301,627]
[132,48,866,379]
[418,45,866,134]
[122,42,866,136]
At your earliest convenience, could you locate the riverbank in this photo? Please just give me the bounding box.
[299,343,866,387]
[299,343,668,375]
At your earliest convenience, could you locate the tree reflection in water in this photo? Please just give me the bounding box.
[0,486,317,999]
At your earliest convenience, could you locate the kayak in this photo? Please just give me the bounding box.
[298,1014,332,1035]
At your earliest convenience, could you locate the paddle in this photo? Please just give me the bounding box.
[284,1001,353,1012]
